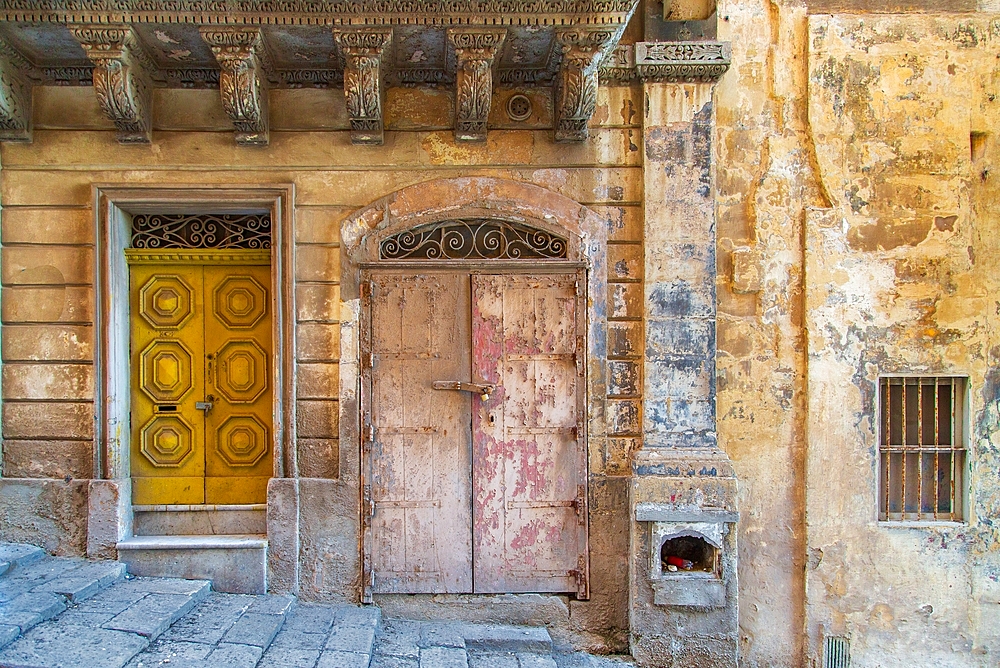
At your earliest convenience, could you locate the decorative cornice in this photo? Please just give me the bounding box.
[333,28,391,145]
[634,41,731,84]
[0,0,638,26]
[71,24,153,143]
[447,28,506,143]
[0,37,31,142]
[124,249,272,265]
[554,27,619,143]
[200,28,270,146]
[599,43,635,85]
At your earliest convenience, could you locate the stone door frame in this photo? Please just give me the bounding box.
[89,185,296,565]
[339,177,608,602]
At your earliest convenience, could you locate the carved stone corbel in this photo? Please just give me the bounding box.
[71,25,153,144]
[333,29,392,145]
[446,29,506,142]
[554,28,618,143]
[200,28,270,146]
[0,38,33,142]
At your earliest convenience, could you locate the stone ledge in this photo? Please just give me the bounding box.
[117,535,268,550]
[635,504,739,523]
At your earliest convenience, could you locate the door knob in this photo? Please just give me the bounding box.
[432,381,496,402]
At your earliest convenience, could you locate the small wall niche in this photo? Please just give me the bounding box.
[661,534,720,577]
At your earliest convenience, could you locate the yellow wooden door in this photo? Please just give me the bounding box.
[129,251,272,505]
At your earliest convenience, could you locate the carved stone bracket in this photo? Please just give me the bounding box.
[554,28,619,143]
[200,28,270,146]
[71,25,153,144]
[0,38,32,142]
[334,29,392,145]
[635,41,731,83]
[446,29,506,143]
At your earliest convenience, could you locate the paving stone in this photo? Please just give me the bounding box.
[259,646,322,668]
[0,621,148,668]
[74,592,144,615]
[109,577,212,597]
[222,611,285,648]
[271,628,329,650]
[3,592,67,620]
[517,653,558,668]
[467,651,520,668]
[420,646,468,668]
[204,641,264,667]
[125,639,213,667]
[317,649,374,668]
[0,563,9,577]
[0,624,19,649]
[52,608,119,627]
[32,561,126,603]
[0,545,45,570]
[1,558,83,594]
[104,592,206,639]
[419,624,466,649]
[248,594,296,616]
[328,622,378,654]
[283,603,339,634]
[462,625,552,653]
[375,619,420,657]
[369,655,419,668]
[338,606,381,629]
[0,610,43,633]
[159,593,254,645]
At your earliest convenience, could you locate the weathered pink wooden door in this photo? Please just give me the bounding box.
[366,272,473,593]
[364,270,587,597]
[472,274,587,595]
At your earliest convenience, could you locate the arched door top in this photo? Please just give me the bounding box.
[341,177,607,268]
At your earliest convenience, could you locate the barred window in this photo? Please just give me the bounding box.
[879,377,966,522]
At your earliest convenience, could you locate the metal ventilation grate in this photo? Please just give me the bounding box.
[823,636,851,668]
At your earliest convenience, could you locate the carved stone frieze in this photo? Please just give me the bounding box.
[0,37,32,142]
[554,28,618,143]
[333,29,392,145]
[447,29,506,142]
[599,43,635,85]
[200,28,270,145]
[71,24,153,144]
[634,41,731,83]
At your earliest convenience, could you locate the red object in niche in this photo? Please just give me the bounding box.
[666,556,694,570]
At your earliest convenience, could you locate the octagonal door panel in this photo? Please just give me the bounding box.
[129,256,272,506]
[204,265,273,504]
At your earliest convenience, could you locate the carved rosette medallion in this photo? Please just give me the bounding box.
[71,25,153,144]
[0,38,32,142]
[333,29,392,145]
[447,29,506,142]
[554,28,617,143]
[200,28,270,146]
[634,41,731,84]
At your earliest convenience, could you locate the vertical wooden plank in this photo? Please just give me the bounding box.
[472,273,585,594]
[368,272,473,593]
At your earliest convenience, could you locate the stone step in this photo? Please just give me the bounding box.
[132,504,267,537]
[0,544,46,575]
[117,534,268,595]
[259,602,381,668]
[461,624,553,653]
[0,547,129,649]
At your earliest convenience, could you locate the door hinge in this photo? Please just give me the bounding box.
[575,484,587,525]
[362,484,373,526]
[576,336,585,376]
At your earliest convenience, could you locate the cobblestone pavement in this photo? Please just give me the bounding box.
[0,544,633,668]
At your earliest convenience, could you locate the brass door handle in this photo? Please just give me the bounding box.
[433,381,496,401]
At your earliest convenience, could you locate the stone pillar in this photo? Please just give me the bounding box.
[631,41,737,667]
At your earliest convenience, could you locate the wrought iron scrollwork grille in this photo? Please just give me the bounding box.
[131,213,272,250]
[380,219,567,260]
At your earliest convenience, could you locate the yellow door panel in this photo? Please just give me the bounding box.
[204,264,273,504]
[130,265,206,504]
[129,253,272,506]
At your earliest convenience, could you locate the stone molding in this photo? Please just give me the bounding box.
[0,36,32,142]
[598,43,635,85]
[447,28,506,143]
[333,28,392,145]
[200,28,270,146]
[0,0,638,26]
[554,27,619,142]
[634,41,731,83]
[71,24,153,143]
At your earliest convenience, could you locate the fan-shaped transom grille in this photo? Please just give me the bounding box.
[379,218,567,260]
